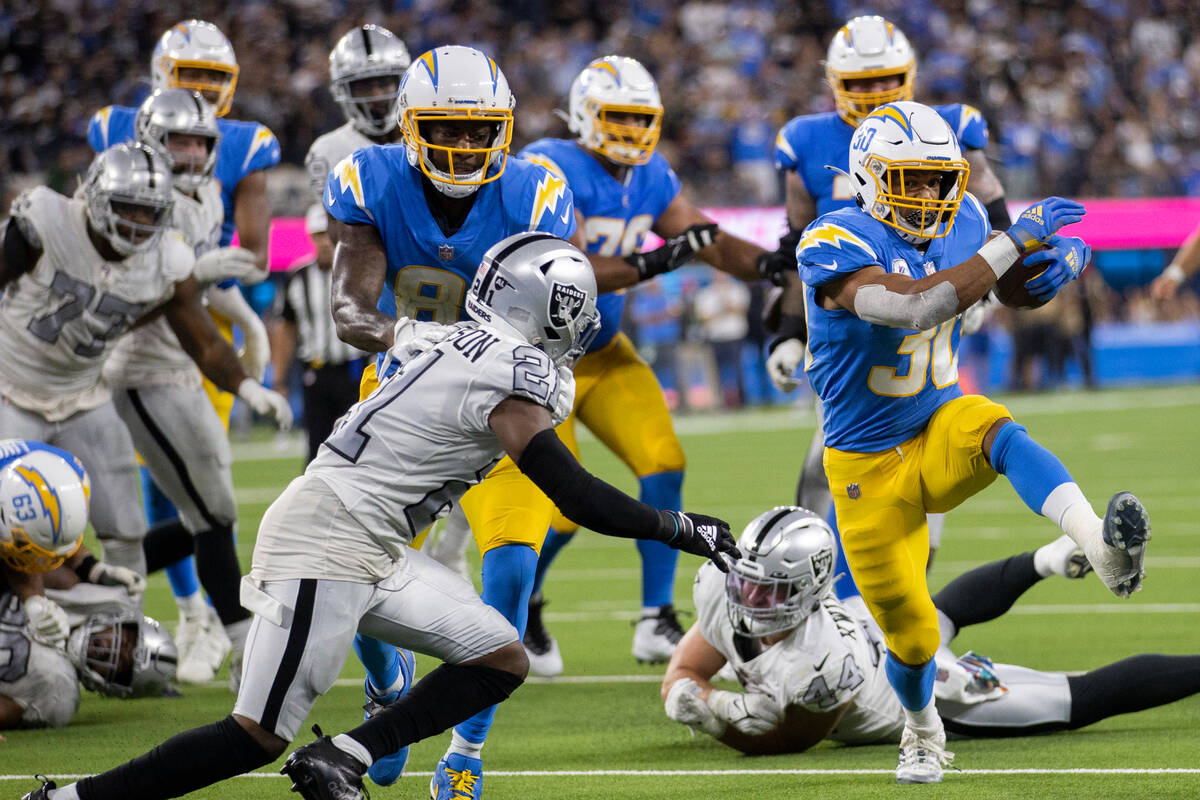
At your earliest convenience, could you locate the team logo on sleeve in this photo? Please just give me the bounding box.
[548,282,585,327]
[798,223,878,261]
[530,173,567,228]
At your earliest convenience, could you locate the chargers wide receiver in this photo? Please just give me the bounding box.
[87,19,281,665]
[517,56,774,676]
[21,233,739,800]
[664,508,1199,756]
[766,15,1017,571]
[786,101,1145,783]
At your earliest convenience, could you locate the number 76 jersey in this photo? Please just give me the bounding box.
[797,198,991,452]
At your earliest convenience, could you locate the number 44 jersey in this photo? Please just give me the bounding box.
[254,323,573,583]
[0,187,193,421]
[693,561,903,744]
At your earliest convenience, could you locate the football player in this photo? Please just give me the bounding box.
[68,613,179,699]
[517,56,776,675]
[664,507,1199,754]
[22,233,740,800]
[0,145,290,584]
[768,100,1145,783]
[87,19,281,672]
[764,15,1021,574]
[98,88,268,685]
[1149,219,1200,300]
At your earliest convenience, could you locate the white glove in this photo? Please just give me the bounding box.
[239,316,270,382]
[378,317,454,377]
[88,560,147,596]
[552,366,576,426]
[766,338,806,393]
[23,595,70,648]
[664,677,727,737]
[708,688,785,736]
[192,247,264,285]
[960,292,997,336]
[238,379,293,431]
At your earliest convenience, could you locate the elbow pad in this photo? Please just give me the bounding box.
[852,282,959,330]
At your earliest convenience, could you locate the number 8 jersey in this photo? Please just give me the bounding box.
[797,197,990,451]
[0,187,193,421]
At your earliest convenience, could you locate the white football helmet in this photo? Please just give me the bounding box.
[0,449,90,574]
[397,46,514,198]
[135,88,221,193]
[726,506,837,637]
[151,20,239,117]
[567,56,663,166]
[330,24,412,137]
[465,233,600,367]
[825,16,916,126]
[68,614,178,698]
[848,101,970,242]
[83,143,176,257]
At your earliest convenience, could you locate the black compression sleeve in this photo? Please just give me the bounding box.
[985,196,1013,230]
[1,218,39,285]
[517,429,666,541]
[931,552,1040,633]
[769,312,807,351]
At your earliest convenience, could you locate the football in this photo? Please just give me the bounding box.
[993,243,1052,309]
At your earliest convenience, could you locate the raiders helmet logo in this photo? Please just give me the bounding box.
[810,548,834,585]
[549,281,586,327]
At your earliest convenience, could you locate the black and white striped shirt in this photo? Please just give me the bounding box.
[279,260,364,368]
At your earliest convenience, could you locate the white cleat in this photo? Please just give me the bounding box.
[632,604,685,664]
[177,608,231,685]
[895,726,954,784]
[523,593,563,678]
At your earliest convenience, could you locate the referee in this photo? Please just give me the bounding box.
[270,205,365,462]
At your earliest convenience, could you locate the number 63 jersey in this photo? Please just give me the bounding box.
[258,323,572,583]
[797,198,990,452]
[0,187,193,421]
[692,562,902,744]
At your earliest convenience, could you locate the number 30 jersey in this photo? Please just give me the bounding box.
[263,323,571,581]
[797,197,991,452]
[0,187,193,421]
[693,562,902,744]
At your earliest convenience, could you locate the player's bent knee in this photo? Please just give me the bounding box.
[887,625,941,667]
[233,713,289,760]
[473,640,529,680]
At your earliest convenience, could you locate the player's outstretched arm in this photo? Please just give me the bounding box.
[656,195,764,281]
[1151,221,1200,300]
[329,218,395,352]
[492,396,739,570]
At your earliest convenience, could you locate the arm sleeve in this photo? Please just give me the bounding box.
[516,429,668,542]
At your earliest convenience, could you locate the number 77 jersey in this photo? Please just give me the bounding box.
[798,198,990,452]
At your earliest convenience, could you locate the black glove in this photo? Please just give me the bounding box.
[657,510,741,572]
[626,223,719,281]
[757,229,802,286]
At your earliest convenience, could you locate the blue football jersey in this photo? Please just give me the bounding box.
[0,439,88,480]
[520,139,681,352]
[798,194,991,452]
[774,105,988,217]
[87,105,281,247]
[323,145,577,371]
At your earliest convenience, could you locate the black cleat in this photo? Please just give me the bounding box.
[1102,491,1150,551]
[21,776,56,800]
[280,725,370,800]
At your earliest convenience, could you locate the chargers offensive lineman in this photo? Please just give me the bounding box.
[782,101,1147,783]
[0,144,290,581]
[87,19,281,663]
[22,234,739,800]
[664,508,1200,754]
[98,88,267,685]
[517,56,776,675]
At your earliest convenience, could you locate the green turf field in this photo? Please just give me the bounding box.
[5,384,1199,798]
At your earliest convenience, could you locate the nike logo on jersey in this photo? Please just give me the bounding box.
[560,206,571,225]
[814,652,830,672]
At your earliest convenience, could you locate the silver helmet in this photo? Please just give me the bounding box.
[726,506,837,637]
[135,88,221,192]
[67,613,178,698]
[330,24,411,137]
[465,233,600,367]
[82,143,174,257]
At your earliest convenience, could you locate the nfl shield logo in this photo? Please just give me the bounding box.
[438,244,455,262]
[847,483,861,500]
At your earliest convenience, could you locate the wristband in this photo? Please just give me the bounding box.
[1164,264,1185,283]
[74,553,99,583]
[979,234,1020,280]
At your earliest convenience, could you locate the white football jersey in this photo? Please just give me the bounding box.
[0,592,80,728]
[306,122,374,201]
[693,562,904,744]
[0,187,193,421]
[253,322,572,583]
[103,180,223,389]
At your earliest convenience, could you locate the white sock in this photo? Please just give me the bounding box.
[936,609,957,648]
[176,591,206,618]
[641,606,662,618]
[448,729,484,759]
[224,617,251,653]
[1040,483,1102,548]
[48,785,80,800]
[904,697,942,738]
[332,733,373,768]
[1034,533,1079,577]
